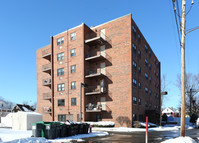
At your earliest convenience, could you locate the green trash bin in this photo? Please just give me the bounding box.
[32,123,44,137]
[53,122,61,138]
[60,124,68,137]
[77,123,84,134]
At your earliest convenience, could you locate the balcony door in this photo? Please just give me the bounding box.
[100,45,105,57]
[100,29,105,40]
[100,79,104,92]
[100,97,106,110]
[100,62,105,75]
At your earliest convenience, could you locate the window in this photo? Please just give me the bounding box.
[132,43,136,51]
[149,77,152,83]
[149,64,151,70]
[133,79,137,87]
[70,32,76,40]
[133,61,137,70]
[57,37,64,45]
[132,25,136,33]
[145,102,148,107]
[138,34,141,41]
[138,50,141,58]
[71,49,76,57]
[71,65,76,73]
[71,98,77,106]
[58,99,65,106]
[149,90,152,95]
[58,114,66,122]
[133,97,137,105]
[138,98,141,105]
[71,81,76,89]
[57,83,65,91]
[57,52,64,61]
[149,50,151,57]
[145,87,148,94]
[57,68,64,76]
[145,45,148,53]
[138,66,141,73]
[145,73,148,79]
[138,82,141,89]
[145,59,148,66]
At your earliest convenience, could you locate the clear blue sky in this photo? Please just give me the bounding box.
[0,0,198,108]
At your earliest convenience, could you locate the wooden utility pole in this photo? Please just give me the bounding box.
[180,0,186,137]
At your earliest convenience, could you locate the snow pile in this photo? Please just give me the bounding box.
[1,113,13,127]
[85,121,115,127]
[50,132,109,142]
[197,118,199,128]
[0,128,108,143]
[161,136,197,143]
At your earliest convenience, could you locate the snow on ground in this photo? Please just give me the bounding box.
[92,126,181,133]
[85,121,115,127]
[161,136,197,143]
[0,128,108,143]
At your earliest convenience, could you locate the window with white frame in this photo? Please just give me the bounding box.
[57,83,65,91]
[70,32,76,40]
[145,87,148,94]
[71,81,76,89]
[57,52,64,61]
[57,68,64,76]
[132,43,136,51]
[71,65,76,73]
[71,48,76,57]
[57,37,64,45]
[145,59,148,66]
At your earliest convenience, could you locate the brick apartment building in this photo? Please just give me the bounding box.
[36,14,161,127]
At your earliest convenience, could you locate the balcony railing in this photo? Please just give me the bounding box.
[85,103,106,112]
[85,52,106,62]
[85,85,107,95]
[42,78,51,87]
[42,48,51,61]
[42,64,51,74]
[43,92,52,100]
[85,33,106,47]
[85,68,106,78]
[43,107,52,114]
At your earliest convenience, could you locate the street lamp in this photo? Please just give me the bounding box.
[80,83,88,122]
[160,91,168,126]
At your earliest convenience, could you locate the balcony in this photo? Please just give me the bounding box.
[42,48,51,61]
[42,78,51,87]
[85,85,107,95]
[85,32,106,47]
[85,68,106,78]
[85,103,106,112]
[85,53,106,62]
[42,64,51,74]
[43,92,52,100]
[43,107,52,114]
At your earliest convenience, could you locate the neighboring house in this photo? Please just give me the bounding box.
[37,14,161,127]
[162,107,180,117]
[0,100,12,118]
[12,104,35,112]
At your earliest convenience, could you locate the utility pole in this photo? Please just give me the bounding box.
[180,0,186,137]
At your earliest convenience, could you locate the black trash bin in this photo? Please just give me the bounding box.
[32,123,44,137]
[60,124,68,137]
[44,123,56,139]
[53,122,61,138]
[77,123,84,134]
[83,123,89,134]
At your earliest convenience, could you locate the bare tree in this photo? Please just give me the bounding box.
[176,73,199,116]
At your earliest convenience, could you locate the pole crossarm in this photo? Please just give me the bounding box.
[186,26,199,35]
